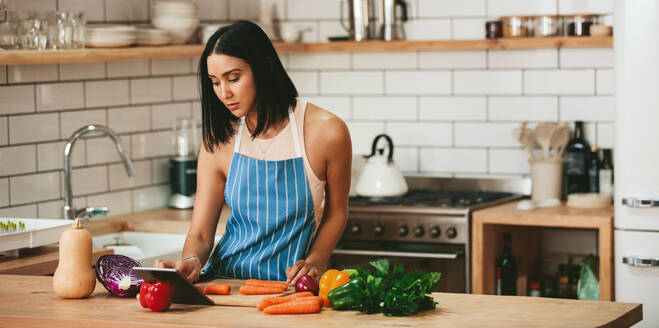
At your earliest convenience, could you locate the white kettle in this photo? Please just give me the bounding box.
[355,134,408,197]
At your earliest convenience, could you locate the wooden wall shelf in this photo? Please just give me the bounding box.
[0,36,612,66]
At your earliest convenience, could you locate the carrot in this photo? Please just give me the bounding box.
[245,279,289,290]
[290,296,323,308]
[239,285,287,295]
[204,284,231,295]
[263,298,321,315]
[257,292,314,310]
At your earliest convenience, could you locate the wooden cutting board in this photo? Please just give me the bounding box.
[197,278,294,307]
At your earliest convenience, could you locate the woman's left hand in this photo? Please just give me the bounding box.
[286,260,324,285]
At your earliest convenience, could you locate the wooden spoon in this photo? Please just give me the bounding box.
[512,122,535,160]
[534,123,557,160]
[550,124,571,159]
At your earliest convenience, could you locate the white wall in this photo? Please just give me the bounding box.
[0,0,614,217]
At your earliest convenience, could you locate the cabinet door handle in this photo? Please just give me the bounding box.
[621,197,659,208]
[623,256,659,267]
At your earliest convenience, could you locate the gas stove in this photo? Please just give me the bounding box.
[350,189,518,208]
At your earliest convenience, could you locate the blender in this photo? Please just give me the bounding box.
[169,117,199,209]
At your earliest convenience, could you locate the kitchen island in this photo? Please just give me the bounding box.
[1,275,641,327]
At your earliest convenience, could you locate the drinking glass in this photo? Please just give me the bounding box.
[17,12,48,50]
[70,12,85,49]
[47,11,72,49]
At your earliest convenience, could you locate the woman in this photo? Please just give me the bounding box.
[156,20,351,285]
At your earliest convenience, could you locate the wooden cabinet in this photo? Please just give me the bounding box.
[472,201,613,301]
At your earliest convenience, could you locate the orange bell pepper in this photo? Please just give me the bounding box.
[318,269,352,307]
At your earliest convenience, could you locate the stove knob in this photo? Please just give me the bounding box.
[398,225,409,237]
[374,224,384,236]
[413,226,425,237]
[446,227,457,239]
[350,224,361,235]
[429,227,441,238]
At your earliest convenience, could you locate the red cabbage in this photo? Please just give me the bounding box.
[95,254,143,297]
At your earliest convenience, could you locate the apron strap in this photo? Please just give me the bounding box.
[288,108,302,157]
[234,117,245,153]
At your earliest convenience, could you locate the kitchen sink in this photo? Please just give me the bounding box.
[92,231,221,267]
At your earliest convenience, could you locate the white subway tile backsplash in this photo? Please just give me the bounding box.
[405,19,451,40]
[419,0,486,17]
[487,0,557,17]
[108,105,151,133]
[353,52,417,70]
[488,97,558,121]
[133,185,170,211]
[0,85,35,115]
[37,199,85,219]
[70,166,107,196]
[58,0,105,22]
[105,0,149,21]
[455,123,519,146]
[191,101,202,124]
[289,53,350,70]
[10,172,59,205]
[86,136,130,165]
[60,109,106,139]
[289,71,318,95]
[321,72,382,95]
[489,149,530,174]
[37,141,85,171]
[0,204,37,218]
[559,96,614,122]
[524,70,595,95]
[8,65,58,83]
[152,103,192,130]
[197,0,229,20]
[152,158,169,184]
[0,145,36,176]
[59,62,106,81]
[353,96,417,120]
[420,148,487,173]
[151,59,192,76]
[173,75,198,101]
[597,123,614,148]
[387,122,452,146]
[85,80,130,107]
[107,60,150,78]
[7,0,54,11]
[488,49,558,68]
[385,71,451,95]
[558,0,613,15]
[0,118,6,146]
[419,51,486,69]
[36,82,84,112]
[0,66,6,84]
[287,0,340,20]
[302,96,351,120]
[282,22,316,43]
[109,160,151,191]
[131,78,172,104]
[228,0,259,20]
[452,18,485,40]
[132,131,172,159]
[419,97,487,121]
[9,113,59,144]
[88,190,133,216]
[346,122,385,155]
[596,69,614,95]
[0,178,8,207]
[560,49,614,68]
[454,70,522,95]
[394,147,419,172]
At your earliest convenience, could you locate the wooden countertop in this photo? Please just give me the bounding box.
[0,275,641,328]
[472,201,613,228]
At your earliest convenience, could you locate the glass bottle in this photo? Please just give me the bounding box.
[496,233,517,296]
[588,146,599,193]
[564,121,591,195]
[599,149,614,196]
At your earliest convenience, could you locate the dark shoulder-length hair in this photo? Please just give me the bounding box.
[198,20,297,152]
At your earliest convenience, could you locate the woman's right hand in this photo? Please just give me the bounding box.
[154,257,202,283]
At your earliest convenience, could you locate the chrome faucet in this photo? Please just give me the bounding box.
[63,125,134,219]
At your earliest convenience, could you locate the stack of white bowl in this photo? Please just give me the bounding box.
[136,27,171,46]
[152,0,199,45]
[86,24,136,48]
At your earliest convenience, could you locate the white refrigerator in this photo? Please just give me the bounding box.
[614,1,659,327]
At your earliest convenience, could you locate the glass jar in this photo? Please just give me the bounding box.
[69,12,86,49]
[47,11,73,49]
[565,14,596,36]
[532,15,561,37]
[485,20,503,39]
[589,14,612,37]
[502,16,529,38]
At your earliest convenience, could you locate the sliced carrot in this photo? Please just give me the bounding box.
[263,298,321,315]
[257,292,314,310]
[204,283,231,295]
[239,285,287,295]
[245,279,289,290]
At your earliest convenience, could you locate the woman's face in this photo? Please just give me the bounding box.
[207,53,256,118]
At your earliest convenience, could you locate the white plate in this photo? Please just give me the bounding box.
[0,218,72,252]
[86,40,136,48]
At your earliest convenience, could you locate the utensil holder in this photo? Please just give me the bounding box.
[530,158,562,201]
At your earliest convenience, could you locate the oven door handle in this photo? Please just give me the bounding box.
[332,249,463,260]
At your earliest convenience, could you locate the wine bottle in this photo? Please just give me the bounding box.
[599,149,614,196]
[496,233,517,296]
[564,121,591,195]
[588,146,599,193]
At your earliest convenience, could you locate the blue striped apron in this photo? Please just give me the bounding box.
[200,108,316,281]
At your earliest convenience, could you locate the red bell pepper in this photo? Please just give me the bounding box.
[139,280,174,312]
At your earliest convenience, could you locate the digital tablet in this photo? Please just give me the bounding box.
[131,267,215,306]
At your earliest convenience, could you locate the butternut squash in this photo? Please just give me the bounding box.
[52,218,96,299]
